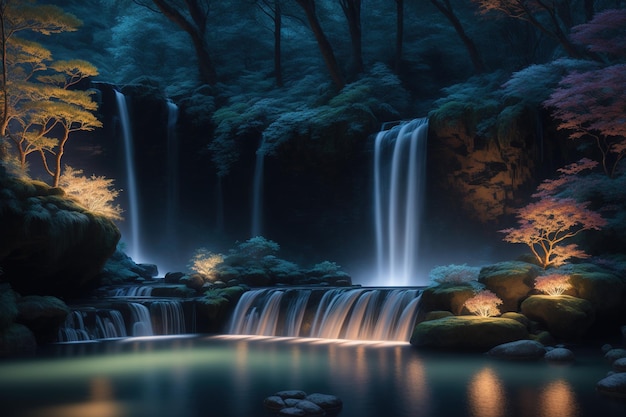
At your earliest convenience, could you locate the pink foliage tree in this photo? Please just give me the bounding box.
[543,9,626,178]
[535,273,571,296]
[464,290,502,317]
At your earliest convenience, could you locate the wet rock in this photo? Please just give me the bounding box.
[521,295,594,341]
[304,393,342,413]
[478,261,541,312]
[16,295,70,343]
[264,396,286,412]
[264,391,342,416]
[544,347,575,363]
[613,358,626,372]
[487,340,546,360]
[605,349,626,364]
[597,373,626,398]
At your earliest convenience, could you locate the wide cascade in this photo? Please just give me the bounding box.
[373,118,429,286]
[228,287,422,342]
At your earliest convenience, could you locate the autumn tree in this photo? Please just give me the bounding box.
[0,0,102,187]
[500,159,607,268]
[543,9,626,178]
[59,166,123,221]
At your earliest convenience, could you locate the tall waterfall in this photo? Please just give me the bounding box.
[115,90,141,262]
[374,118,429,286]
[228,288,421,342]
[166,99,179,241]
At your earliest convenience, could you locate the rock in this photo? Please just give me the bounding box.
[137,263,158,277]
[410,316,529,350]
[0,285,18,330]
[278,407,306,416]
[419,284,476,315]
[544,347,575,362]
[164,271,184,283]
[601,344,614,354]
[305,393,342,413]
[294,400,325,415]
[478,261,541,312]
[566,263,626,317]
[487,340,546,360]
[521,295,595,341]
[613,358,626,372]
[0,323,37,357]
[500,312,531,329]
[264,396,286,412]
[181,273,205,291]
[275,390,307,400]
[424,310,454,321]
[605,349,626,364]
[596,373,626,398]
[16,295,70,344]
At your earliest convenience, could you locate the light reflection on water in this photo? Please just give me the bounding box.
[0,335,624,417]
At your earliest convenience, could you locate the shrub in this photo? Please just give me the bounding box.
[464,290,503,317]
[534,274,571,296]
[429,264,481,286]
[188,248,224,280]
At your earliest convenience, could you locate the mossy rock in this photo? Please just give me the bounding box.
[478,261,541,312]
[565,263,626,317]
[0,323,37,357]
[410,316,529,350]
[521,295,595,341]
[0,285,18,330]
[419,284,476,316]
[16,295,70,344]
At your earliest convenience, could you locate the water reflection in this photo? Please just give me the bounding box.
[540,380,579,417]
[468,367,505,417]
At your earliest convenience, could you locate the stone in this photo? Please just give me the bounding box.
[0,285,18,330]
[164,271,184,283]
[596,373,626,399]
[305,393,342,413]
[16,295,70,343]
[500,312,531,328]
[410,316,529,350]
[0,323,37,357]
[263,395,286,412]
[419,284,476,315]
[424,310,454,321]
[606,349,626,365]
[487,340,546,360]
[276,390,307,400]
[566,263,626,317]
[613,358,626,372]
[181,273,205,291]
[278,407,306,416]
[601,344,613,354]
[294,400,324,415]
[544,347,575,362]
[478,261,541,312]
[521,295,595,341]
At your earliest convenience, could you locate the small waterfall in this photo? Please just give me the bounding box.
[149,300,186,334]
[115,90,141,262]
[374,118,429,286]
[228,288,421,342]
[109,286,154,297]
[129,302,154,336]
[251,139,266,237]
[166,99,179,241]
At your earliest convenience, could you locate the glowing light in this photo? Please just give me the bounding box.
[468,367,506,417]
[539,380,578,417]
[535,274,572,296]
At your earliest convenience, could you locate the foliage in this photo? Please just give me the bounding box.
[429,264,482,286]
[188,248,224,280]
[569,9,626,59]
[233,236,280,260]
[464,290,502,317]
[534,273,571,296]
[58,166,123,221]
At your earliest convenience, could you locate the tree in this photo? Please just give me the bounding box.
[295,0,345,89]
[59,165,123,221]
[464,290,502,317]
[471,0,592,59]
[534,273,571,296]
[0,0,101,187]
[339,0,363,75]
[135,0,217,85]
[430,0,486,73]
[255,0,284,86]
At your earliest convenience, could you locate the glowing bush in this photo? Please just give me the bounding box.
[464,290,503,317]
[188,248,224,280]
[429,264,481,286]
[59,166,123,221]
[535,274,572,296]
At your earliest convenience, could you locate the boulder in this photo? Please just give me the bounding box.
[410,316,529,350]
[304,393,342,413]
[264,391,341,416]
[0,284,18,330]
[566,263,626,318]
[0,323,37,357]
[521,295,595,341]
[613,358,626,372]
[487,340,546,360]
[478,261,541,312]
[596,373,626,399]
[605,349,626,364]
[16,295,70,343]
[419,284,476,315]
[544,347,575,362]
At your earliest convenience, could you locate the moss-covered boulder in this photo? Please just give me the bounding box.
[487,340,546,360]
[478,261,541,312]
[410,316,529,350]
[0,323,37,357]
[565,263,626,318]
[16,295,70,344]
[195,285,248,332]
[0,174,120,297]
[419,284,476,316]
[520,295,595,341]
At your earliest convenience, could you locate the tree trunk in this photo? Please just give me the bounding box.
[340,0,363,75]
[296,0,345,90]
[394,0,404,72]
[150,0,217,85]
[430,0,485,74]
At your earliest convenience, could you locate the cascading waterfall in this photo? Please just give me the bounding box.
[228,288,421,342]
[374,118,429,286]
[115,90,141,262]
[251,139,266,237]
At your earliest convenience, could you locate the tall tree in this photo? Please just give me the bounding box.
[255,0,283,86]
[430,0,486,73]
[135,0,217,85]
[295,0,345,90]
[339,0,363,75]
[394,0,403,72]
[471,0,592,59]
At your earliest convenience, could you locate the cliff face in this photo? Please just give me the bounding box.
[0,169,120,298]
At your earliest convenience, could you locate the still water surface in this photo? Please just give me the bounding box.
[0,335,625,417]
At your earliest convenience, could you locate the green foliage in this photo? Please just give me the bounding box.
[429,264,482,286]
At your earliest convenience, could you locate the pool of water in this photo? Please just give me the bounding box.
[0,335,625,417]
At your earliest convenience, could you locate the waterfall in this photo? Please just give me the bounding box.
[251,140,266,237]
[149,300,186,334]
[115,90,141,262]
[374,118,429,286]
[129,302,154,336]
[166,99,179,241]
[228,288,421,342]
[110,286,154,297]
